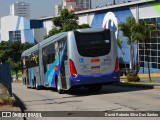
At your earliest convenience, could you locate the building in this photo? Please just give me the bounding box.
[62,0,77,9]
[55,3,62,16]
[55,0,90,14]
[0,16,46,43]
[43,0,160,72]
[76,0,91,9]
[10,1,30,19]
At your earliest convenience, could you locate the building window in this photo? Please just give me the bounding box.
[9,30,21,42]
[139,18,160,69]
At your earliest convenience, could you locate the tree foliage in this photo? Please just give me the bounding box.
[118,17,136,71]
[0,41,34,80]
[44,9,90,38]
[118,16,158,80]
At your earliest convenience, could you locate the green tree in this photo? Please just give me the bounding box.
[45,9,90,38]
[116,38,128,73]
[118,16,136,72]
[0,41,34,80]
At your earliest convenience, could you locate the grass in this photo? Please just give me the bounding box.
[12,80,22,83]
[0,84,16,106]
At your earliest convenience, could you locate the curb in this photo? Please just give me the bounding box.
[11,96,21,112]
[114,83,160,89]
[13,93,27,111]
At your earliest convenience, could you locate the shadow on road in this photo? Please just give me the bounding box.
[32,84,153,97]
[64,84,153,96]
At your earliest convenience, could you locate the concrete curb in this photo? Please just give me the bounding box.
[13,93,27,112]
[114,83,160,89]
[11,96,21,112]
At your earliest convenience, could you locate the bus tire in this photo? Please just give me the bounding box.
[26,78,30,88]
[34,77,40,90]
[57,77,63,94]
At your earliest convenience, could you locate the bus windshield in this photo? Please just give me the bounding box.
[74,30,111,57]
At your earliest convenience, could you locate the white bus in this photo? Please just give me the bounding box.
[21,28,120,94]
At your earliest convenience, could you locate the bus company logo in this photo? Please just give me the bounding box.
[102,12,118,38]
[79,58,84,63]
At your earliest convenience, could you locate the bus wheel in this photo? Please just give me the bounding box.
[34,78,40,90]
[87,85,102,92]
[26,78,30,88]
[35,83,40,90]
[57,77,63,94]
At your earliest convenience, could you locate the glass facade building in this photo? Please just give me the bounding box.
[139,17,160,70]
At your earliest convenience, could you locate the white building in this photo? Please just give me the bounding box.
[10,1,30,19]
[62,0,77,9]
[56,0,90,12]
[0,16,46,43]
[55,3,62,16]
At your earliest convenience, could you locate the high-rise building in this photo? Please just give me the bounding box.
[55,0,91,14]
[62,0,77,9]
[55,3,62,16]
[10,1,30,19]
[76,0,91,9]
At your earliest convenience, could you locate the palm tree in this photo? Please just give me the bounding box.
[134,20,157,82]
[116,38,128,73]
[118,16,136,72]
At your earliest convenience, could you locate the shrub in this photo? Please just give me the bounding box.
[0,84,16,106]
[126,72,140,82]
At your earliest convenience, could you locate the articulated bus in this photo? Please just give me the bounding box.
[21,28,120,93]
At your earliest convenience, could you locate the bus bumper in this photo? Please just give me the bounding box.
[70,72,120,86]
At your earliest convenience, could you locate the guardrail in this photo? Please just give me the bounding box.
[0,62,12,96]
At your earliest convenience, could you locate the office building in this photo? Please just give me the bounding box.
[55,3,62,16]
[10,1,30,18]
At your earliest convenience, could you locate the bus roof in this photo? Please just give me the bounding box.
[21,44,39,57]
[21,28,110,57]
[40,32,67,48]
[21,32,67,57]
[74,28,108,33]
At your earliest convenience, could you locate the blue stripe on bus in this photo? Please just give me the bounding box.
[70,72,120,86]
[44,43,67,87]
[28,68,34,87]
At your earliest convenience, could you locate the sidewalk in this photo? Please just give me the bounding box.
[115,82,160,89]
[120,73,160,79]
[119,73,160,89]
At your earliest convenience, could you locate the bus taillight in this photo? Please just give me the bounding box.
[114,57,119,72]
[69,59,77,77]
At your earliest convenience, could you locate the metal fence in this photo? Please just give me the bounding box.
[0,62,12,96]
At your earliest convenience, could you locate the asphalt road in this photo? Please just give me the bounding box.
[12,83,160,120]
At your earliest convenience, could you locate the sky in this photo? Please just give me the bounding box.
[0,0,138,19]
[0,0,106,19]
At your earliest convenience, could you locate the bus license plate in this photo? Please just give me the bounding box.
[92,66,100,70]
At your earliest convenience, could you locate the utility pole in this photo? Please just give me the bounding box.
[113,0,116,5]
[90,0,92,9]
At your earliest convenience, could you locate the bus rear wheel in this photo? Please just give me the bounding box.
[57,77,63,94]
[34,77,40,90]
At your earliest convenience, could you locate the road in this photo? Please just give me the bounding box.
[12,83,160,119]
